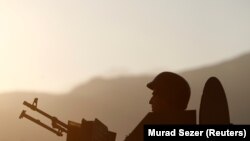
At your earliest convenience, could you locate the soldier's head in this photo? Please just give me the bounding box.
[147,72,190,113]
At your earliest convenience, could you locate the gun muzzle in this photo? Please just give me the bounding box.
[19,110,26,119]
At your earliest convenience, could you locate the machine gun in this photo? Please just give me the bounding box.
[19,98,116,141]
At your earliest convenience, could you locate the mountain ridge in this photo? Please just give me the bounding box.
[0,53,249,141]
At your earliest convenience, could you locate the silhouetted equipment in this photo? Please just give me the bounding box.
[67,119,116,141]
[199,77,230,124]
[19,98,116,141]
[19,73,231,141]
[19,98,68,136]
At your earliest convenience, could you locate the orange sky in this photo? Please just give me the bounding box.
[0,0,250,93]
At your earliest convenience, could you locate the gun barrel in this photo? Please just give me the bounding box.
[23,101,68,129]
[19,110,64,136]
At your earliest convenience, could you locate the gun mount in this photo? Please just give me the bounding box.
[19,98,116,141]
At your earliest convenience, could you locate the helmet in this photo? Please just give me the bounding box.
[147,72,189,90]
[147,72,191,110]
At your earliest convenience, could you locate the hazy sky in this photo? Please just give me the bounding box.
[0,0,250,93]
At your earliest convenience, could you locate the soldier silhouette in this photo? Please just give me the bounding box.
[124,72,196,141]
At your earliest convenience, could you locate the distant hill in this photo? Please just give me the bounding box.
[0,53,249,141]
